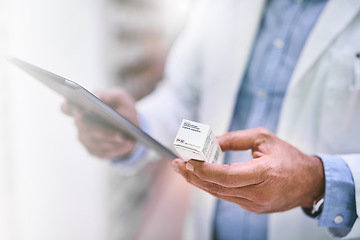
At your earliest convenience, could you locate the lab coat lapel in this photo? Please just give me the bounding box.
[195,1,266,239]
[288,0,360,90]
[205,0,266,136]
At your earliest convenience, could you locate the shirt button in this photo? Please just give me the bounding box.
[334,215,344,224]
[257,89,267,99]
[273,38,284,49]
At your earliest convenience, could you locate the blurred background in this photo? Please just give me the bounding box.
[0,0,195,239]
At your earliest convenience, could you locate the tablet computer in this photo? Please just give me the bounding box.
[10,57,177,160]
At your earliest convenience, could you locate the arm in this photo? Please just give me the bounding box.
[61,0,208,174]
[172,128,359,237]
[116,0,210,174]
[303,154,358,238]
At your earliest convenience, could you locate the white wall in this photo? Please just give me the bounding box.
[0,1,198,239]
[2,0,108,239]
[0,0,13,239]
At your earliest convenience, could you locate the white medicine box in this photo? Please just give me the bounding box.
[173,119,222,163]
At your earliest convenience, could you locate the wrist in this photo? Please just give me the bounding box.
[302,197,324,218]
[301,155,325,208]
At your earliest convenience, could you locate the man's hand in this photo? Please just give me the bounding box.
[61,88,138,159]
[171,128,325,213]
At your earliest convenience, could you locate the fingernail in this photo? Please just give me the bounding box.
[171,161,179,173]
[186,162,194,172]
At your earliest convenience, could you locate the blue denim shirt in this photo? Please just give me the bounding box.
[213,0,357,239]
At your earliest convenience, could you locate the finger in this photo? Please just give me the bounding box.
[79,129,128,145]
[78,127,135,150]
[93,88,132,107]
[172,160,263,212]
[92,88,139,127]
[185,159,266,188]
[174,159,236,196]
[87,147,119,159]
[84,141,135,159]
[253,151,264,158]
[209,193,264,213]
[74,115,124,140]
[88,147,134,159]
[176,161,254,199]
[78,135,123,150]
[217,128,272,152]
[61,100,77,116]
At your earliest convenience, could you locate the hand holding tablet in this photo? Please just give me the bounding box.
[61,88,139,159]
[10,57,177,160]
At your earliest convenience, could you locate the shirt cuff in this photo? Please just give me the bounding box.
[316,154,358,232]
[111,113,149,168]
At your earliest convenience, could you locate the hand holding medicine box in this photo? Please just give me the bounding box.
[173,119,222,163]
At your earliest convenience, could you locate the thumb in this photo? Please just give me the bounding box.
[217,128,271,152]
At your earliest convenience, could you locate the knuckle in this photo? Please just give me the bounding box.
[227,131,236,141]
[208,184,223,195]
[209,191,220,198]
[256,127,272,138]
[227,132,237,146]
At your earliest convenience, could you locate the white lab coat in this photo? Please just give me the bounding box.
[136,0,360,239]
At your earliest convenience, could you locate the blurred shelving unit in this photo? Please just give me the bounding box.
[103,1,195,240]
[104,0,195,100]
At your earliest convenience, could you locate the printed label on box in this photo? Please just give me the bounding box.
[173,119,222,163]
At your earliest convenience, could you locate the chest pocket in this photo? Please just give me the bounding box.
[318,49,360,153]
[325,49,360,91]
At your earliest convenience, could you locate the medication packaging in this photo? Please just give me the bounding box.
[173,119,222,163]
